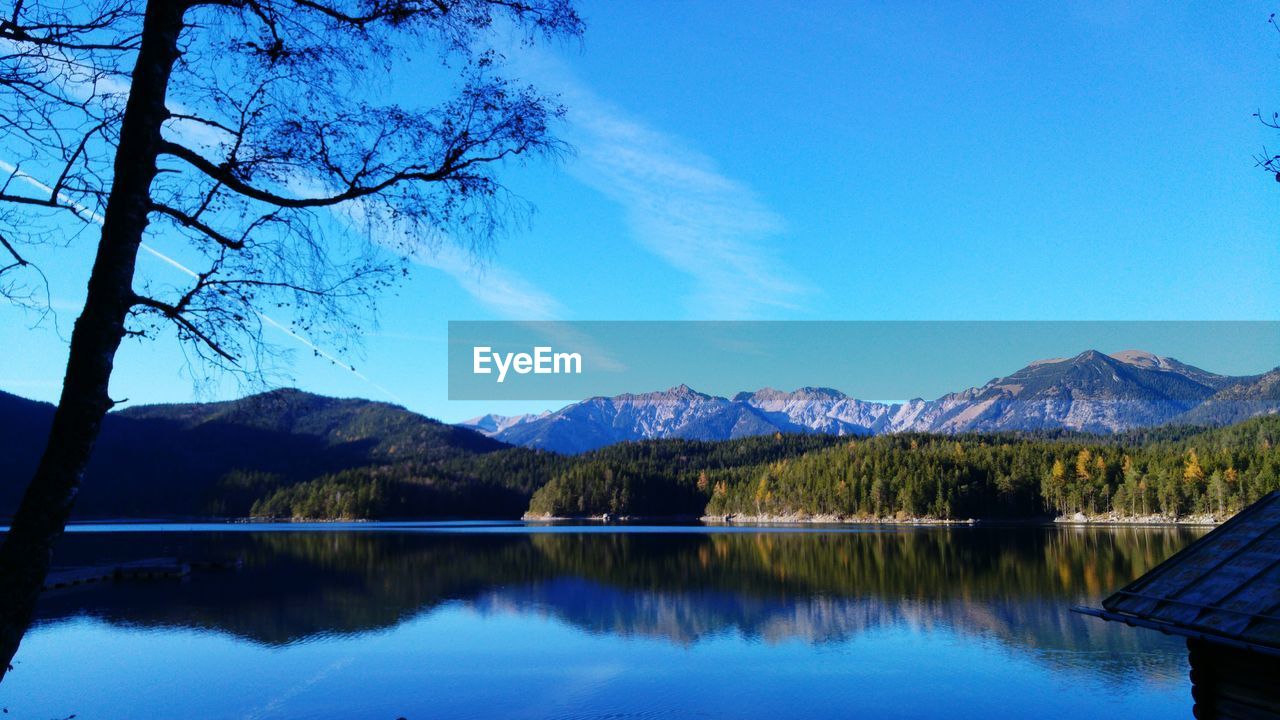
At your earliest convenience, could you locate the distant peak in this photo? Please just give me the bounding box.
[798,386,845,396]
[1037,349,1118,368]
[620,384,709,402]
[1023,350,1108,369]
[746,386,844,398]
[245,387,319,402]
[1023,349,1196,374]
[1111,349,1159,361]
[1109,349,1167,368]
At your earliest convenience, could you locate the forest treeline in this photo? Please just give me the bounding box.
[248,433,845,519]
[245,416,1280,522]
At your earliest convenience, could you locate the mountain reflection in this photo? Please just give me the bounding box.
[33,526,1200,678]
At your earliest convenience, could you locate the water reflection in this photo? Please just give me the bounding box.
[30,525,1199,683]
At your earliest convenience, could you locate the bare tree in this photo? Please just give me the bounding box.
[1258,14,1280,183]
[0,0,581,682]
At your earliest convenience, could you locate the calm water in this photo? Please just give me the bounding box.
[0,523,1203,719]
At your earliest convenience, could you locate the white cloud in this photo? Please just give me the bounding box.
[327,193,565,321]
[522,55,811,318]
[412,242,564,320]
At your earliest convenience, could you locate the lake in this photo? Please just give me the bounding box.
[1,523,1203,719]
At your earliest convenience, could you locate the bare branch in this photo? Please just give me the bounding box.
[1,0,141,50]
[0,192,62,210]
[150,202,245,249]
[285,0,447,27]
[131,294,240,364]
[159,139,459,208]
[0,233,29,267]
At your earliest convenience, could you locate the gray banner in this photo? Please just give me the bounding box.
[447,320,1280,401]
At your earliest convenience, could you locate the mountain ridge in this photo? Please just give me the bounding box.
[469,350,1276,453]
[3,351,1279,519]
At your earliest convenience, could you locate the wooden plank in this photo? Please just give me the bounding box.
[1189,640,1280,720]
[1212,697,1280,720]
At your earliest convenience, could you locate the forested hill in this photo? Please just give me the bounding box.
[1173,368,1280,427]
[0,389,513,518]
[526,418,1280,522]
[116,388,505,460]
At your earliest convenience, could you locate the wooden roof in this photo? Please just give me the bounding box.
[1079,491,1280,655]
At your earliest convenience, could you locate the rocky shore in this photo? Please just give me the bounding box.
[1051,511,1221,526]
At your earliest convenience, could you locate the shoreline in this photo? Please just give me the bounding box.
[4,513,1222,529]
[701,514,977,526]
[521,512,1223,527]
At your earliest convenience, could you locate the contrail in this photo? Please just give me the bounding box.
[0,159,406,405]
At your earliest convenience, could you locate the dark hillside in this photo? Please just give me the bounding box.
[1,389,508,519]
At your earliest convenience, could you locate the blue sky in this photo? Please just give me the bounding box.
[4,1,1279,422]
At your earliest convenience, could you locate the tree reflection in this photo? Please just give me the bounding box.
[33,526,1200,678]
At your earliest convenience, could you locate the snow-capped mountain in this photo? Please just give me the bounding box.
[491,385,780,454]
[463,350,1275,453]
[458,411,551,436]
[884,349,1232,434]
[732,387,891,435]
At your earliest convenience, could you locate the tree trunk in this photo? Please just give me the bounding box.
[0,0,185,684]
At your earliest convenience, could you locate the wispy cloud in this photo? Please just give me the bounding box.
[326,192,565,321]
[521,54,811,318]
[411,242,564,320]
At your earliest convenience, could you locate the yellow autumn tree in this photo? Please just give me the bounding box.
[1043,458,1069,513]
[754,475,773,516]
[1184,449,1205,484]
[1075,449,1093,482]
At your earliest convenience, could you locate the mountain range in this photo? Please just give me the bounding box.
[461,350,1280,453]
[2,347,1278,519]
